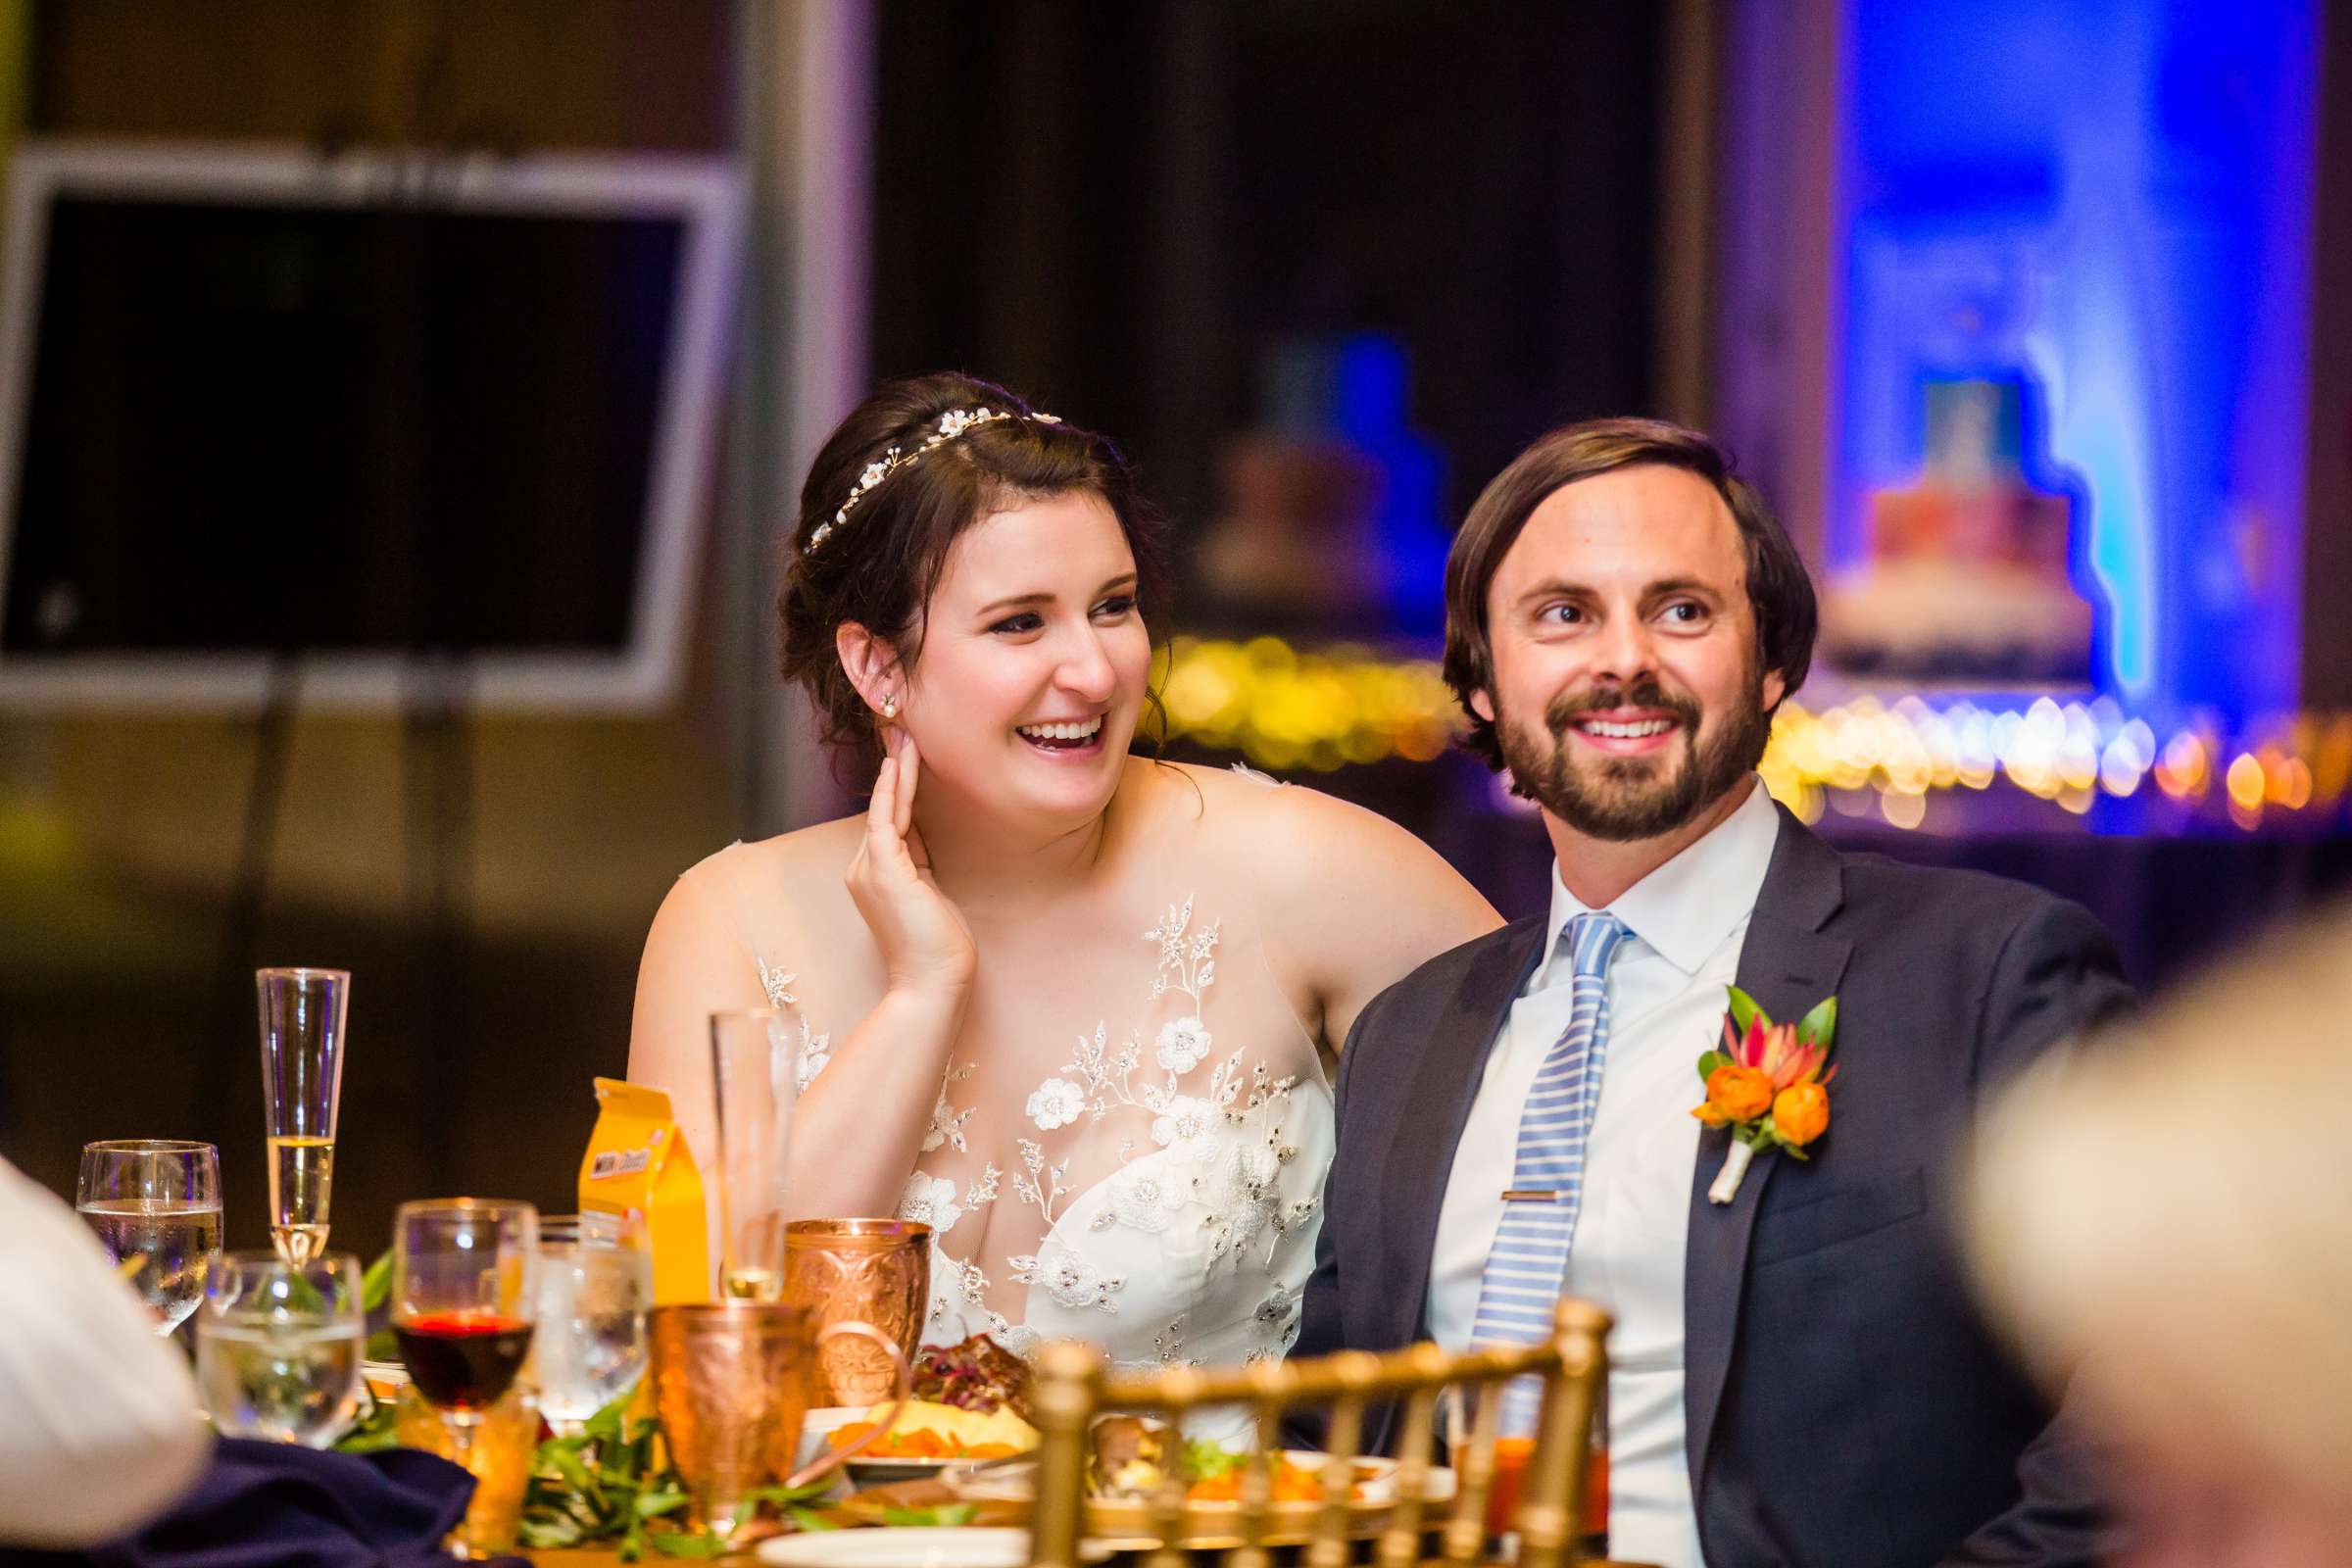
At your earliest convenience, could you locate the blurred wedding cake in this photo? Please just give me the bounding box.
[1823,379,2093,684]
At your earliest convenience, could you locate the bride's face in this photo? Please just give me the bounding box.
[897,490,1151,825]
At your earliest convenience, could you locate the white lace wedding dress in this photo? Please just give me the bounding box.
[698,777,1336,1380]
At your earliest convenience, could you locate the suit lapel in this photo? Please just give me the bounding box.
[1370,916,1548,1350]
[1684,807,1852,1493]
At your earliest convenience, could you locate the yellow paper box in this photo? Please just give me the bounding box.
[579,1078,710,1305]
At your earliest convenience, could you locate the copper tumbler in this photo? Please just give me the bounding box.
[649,1301,910,1538]
[782,1218,931,1407]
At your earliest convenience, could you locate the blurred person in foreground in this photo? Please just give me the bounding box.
[0,1154,209,1545]
[630,373,1496,1380]
[1969,905,2352,1568]
[1293,417,2134,1566]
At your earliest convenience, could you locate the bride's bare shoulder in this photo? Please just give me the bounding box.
[669,816,864,923]
[1148,760,1493,916]
[1151,759,1406,851]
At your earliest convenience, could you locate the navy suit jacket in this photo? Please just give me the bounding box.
[1292,804,2135,1567]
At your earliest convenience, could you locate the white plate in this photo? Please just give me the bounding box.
[758,1527,1094,1568]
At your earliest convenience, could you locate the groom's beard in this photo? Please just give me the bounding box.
[1497,667,1771,843]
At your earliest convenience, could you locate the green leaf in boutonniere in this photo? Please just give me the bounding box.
[1725,985,1763,1039]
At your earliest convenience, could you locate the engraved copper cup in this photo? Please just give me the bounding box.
[648,1301,910,1538]
[782,1218,931,1407]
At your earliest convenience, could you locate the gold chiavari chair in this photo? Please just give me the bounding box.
[1027,1298,1614,1568]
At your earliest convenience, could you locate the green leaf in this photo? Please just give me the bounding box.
[582,1394,632,1447]
[331,1386,400,1454]
[1796,995,1838,1051]
[360,1250,394,1314]
[634,1489,692,1520]
[747,1480,838,1508]
[546,1446,594,1494]
[789,1509,843,1534]
[1725,985,1767,1036]
[648,1531,730,1558]
[521,1517,587,1548]
[880,1504,979,1529]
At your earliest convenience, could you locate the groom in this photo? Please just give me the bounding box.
[1293,418,2133,1567]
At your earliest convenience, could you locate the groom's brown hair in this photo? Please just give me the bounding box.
[1442,417,1817,771]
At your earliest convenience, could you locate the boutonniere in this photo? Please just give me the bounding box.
[1690,985,1839,1203]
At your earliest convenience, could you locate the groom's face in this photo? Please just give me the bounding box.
[1474,465,1784,842]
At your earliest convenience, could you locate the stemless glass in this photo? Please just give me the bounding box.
[391,1200,539,1473]
[195,1250,367,1446]
[529,1212,654,1434]
[76,1140,222,1334]
[709,1009,799,1300]
[256,966,351,1265]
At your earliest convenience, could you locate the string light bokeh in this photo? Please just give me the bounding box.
[1159,636,2352,834]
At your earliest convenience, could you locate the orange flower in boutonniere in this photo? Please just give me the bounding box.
[1697,1064,1774,1126]
[1690,985,1839,1202]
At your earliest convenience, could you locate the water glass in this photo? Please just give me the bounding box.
[530,1212,654,1433]
[76,1139,222,1334]
[195,1250,367,1446]
[709,1009,799,1299]
[257,966,351,1265]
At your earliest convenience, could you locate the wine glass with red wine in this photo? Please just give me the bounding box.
[391,1199,539,1467]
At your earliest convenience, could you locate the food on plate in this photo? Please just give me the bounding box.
[1087,1428,1366,1505]
[912,1334,1035,1420]
[1087,1414,1173,1496]
[1180,1447,1333,1504]
[828,1397,1040,1461]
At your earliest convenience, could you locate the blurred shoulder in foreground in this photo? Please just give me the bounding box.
[1967,899,2352,1568]
[0,1155,210,1546]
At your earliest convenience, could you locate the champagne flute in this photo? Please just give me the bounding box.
[391,1200,539,1473]
[709,1008,798,1300]
[76,1140,222,1334]
[195,1250,367,1446]
[257,966,350,1266]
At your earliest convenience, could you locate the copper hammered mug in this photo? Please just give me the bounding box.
[649,1301,912,1537]
[781,1218,932,1408]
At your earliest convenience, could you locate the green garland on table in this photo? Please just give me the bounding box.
[329,1252,966,1558]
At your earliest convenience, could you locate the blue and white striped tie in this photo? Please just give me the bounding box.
[1468,911,1628,1422]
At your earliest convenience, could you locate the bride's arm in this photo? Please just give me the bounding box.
[628,733,976,1220]
[1250,786,1502,1053]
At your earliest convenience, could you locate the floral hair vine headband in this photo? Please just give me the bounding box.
[806,406,1062,554]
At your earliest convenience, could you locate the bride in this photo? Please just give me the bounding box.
[628,373,1497,1373]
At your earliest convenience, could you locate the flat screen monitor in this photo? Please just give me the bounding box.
[0,141,739,710]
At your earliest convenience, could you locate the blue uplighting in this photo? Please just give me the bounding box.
[1834,0,2319,726]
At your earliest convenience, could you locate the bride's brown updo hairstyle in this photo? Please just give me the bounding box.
[779,372,1172,772]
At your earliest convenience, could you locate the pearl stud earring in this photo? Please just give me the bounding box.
[881,694,899,720]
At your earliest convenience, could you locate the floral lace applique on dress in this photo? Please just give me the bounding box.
[758,963,834,1091]
[761,893,1334,1384]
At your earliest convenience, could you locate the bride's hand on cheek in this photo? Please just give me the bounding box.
[847,730,978,1001]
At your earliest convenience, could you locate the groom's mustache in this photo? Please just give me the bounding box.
[1542,679,1703,743]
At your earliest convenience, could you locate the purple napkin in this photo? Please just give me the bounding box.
[1,1439,524,1568]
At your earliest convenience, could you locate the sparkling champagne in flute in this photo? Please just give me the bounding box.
[257,967,350,1265]
[77,1140,223,1334]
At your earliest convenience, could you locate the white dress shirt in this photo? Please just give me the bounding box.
[1426,779,1780,1568]
[0,1155,210,1545]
